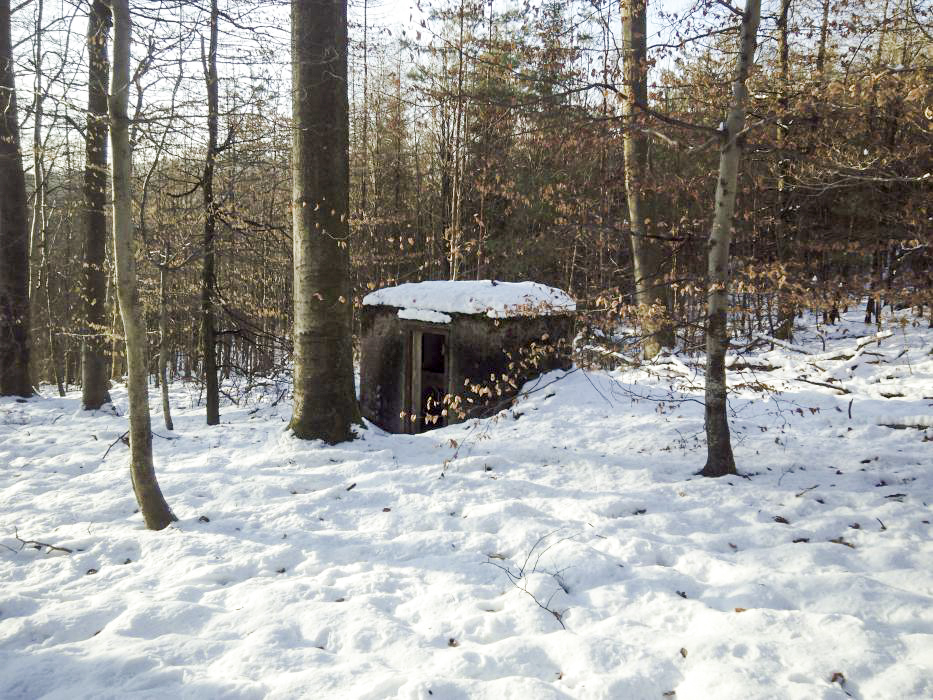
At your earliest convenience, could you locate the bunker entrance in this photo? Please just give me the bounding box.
[408,329,448,433]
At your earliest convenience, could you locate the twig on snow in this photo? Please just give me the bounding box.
[102,431,130,461]
[13,528,72,554]
[101,430,178,461]
[483,529,582,630]
[794,377,851,394]
[485,559,568,629]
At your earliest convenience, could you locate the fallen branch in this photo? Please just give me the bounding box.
[102,431,130,461]
[878,421,932,430]
[855,330,894,349]
[794,377,851,394]
[101,430,178,461]
[14,528,72,554]
[727,359,778,372]
[753,333,812,354]
[811,331,895,362]
[578,343,639,367]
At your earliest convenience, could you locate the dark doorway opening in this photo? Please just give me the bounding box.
[408,329,448,432]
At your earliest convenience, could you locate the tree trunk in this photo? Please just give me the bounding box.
[109,289,124,380]
[81,0,113,409]
[360,0,368,217]
[159,261,173,432]
[289,0,361,443]
[110,0,175,529]
[621,0,673,358]
[701,0,761,478]
[201,0,220,425]
[815,0,830,83]
[0,0,32,397]
[30,0,65,397]
[448,1,466,280]
[774,0,795,341]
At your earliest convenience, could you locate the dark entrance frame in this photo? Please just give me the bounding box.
[405,326,449,433]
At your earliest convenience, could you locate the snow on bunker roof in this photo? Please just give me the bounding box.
[362,280,575,319]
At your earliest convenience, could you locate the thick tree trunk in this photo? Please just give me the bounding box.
[621,0,673,358]
[0,0,32,397]
[82,0,112,409]
[110,0,175,529]
[701,0,761,478]
[289,0,361,442]
[201,0,220,425]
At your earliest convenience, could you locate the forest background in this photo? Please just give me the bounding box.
[2,0,930,417]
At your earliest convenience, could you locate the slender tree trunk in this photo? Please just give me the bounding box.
[30,0,64,396]
[875,0,890,67]
[438,95,453,279]
[701,0,761,478]
[37,218,64,395]
[621,0,673,357]
[81,0,113,409]
[159,260,173,431]
[448,1,466,280]
[360,0,368,217]
[774,0,795,341]
[289,0,361,442]
[0,0,32,397]
[201,0,220,425]
[110,289,124,380]
[815,0,830,83]
[110,0,175,529]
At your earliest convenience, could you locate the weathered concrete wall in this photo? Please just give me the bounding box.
[448,314,573,420]
[360,305,574,433]
[360,306,407,433]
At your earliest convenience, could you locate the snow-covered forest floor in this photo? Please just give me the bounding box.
[1,310,931,699]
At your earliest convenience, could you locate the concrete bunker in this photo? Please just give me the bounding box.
[360,280,575,433]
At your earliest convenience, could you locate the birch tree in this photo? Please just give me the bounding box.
[701,0,761,477]
[289,0,361,442]
[110,0,175,528]
[0,0,32,398]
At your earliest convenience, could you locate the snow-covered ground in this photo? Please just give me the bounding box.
[1,310,931,699]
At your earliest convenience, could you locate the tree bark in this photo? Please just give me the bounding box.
[30,0,65,397]
[701,0,761,478]
[448,0,466,280]
[0,0,32,397]
[774,0,794,341]
[201,0,219,425]
[360,0,368,217]
[621,0,673,358]
[289,0,361,442]
[159,260,173,431]
[82,0,112,409]
[815,0,830,84]
[110,0,175,528]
